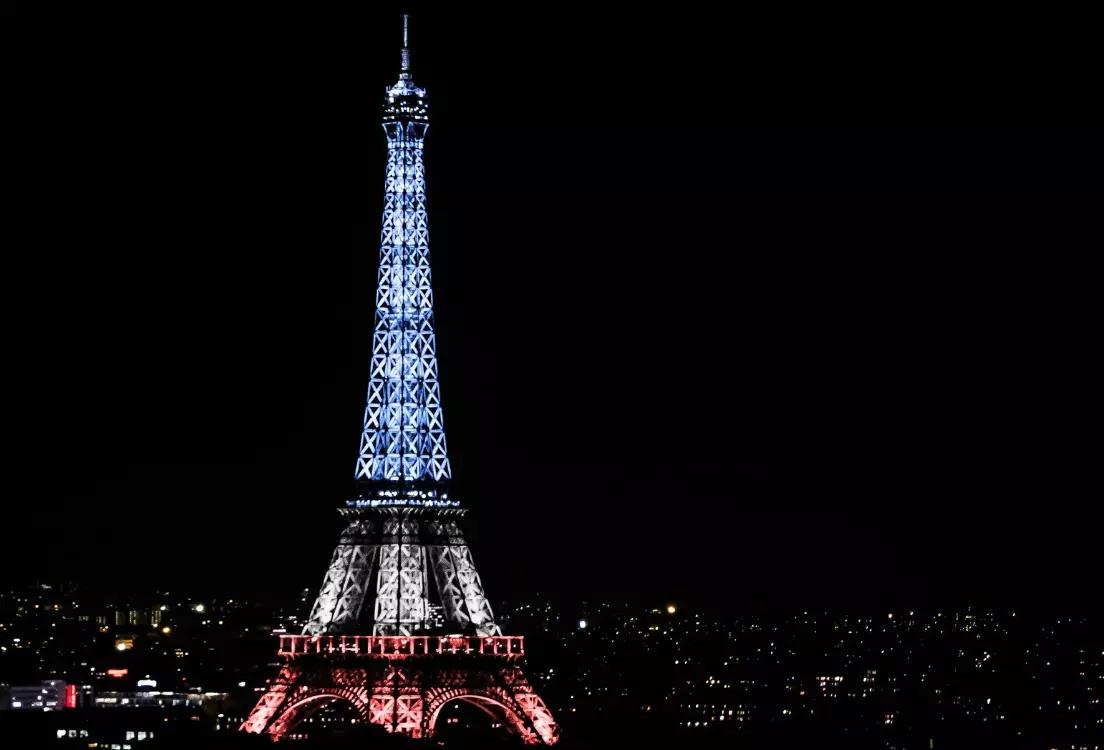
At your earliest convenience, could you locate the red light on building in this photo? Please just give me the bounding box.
[65,684,77,709]
[106,669,128,678]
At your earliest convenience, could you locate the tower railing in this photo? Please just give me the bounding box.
[277,634,524,659]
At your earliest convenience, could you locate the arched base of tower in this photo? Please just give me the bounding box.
[241,648,559,745]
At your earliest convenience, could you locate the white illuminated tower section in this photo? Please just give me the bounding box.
[241,16,559,744]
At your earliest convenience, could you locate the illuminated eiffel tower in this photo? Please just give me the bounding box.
[241,15,559,744]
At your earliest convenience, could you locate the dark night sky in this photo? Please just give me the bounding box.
[4,8,1100,611]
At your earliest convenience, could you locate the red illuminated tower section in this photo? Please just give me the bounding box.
[240,16,559,744]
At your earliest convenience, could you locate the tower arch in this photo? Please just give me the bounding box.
[266,688,370,740]
[426,688,533,741]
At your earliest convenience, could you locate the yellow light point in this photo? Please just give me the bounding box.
[116,643,127,651]
[194,604,205,613]
[161,626,171,635]
[888,613,894,619]
[667,605,677,615]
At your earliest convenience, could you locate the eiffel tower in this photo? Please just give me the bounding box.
[241,15,559,744]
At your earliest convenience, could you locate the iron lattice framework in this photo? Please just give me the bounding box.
[240,637,558,744]
[301,507,500,637]
[356,14,448,485]
[241,16,559,744]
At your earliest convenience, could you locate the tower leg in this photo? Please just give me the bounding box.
[513,689,560,745]
[241,665,298,734]
[303,516,377,635]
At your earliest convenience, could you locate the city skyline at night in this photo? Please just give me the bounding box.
[1,6,1100,748]
[1,580,1101,748]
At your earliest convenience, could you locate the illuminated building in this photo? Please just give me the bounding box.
[0,680,68,711]
[93,690,229,709]
[241,15,558,745]
[126,608,151,627]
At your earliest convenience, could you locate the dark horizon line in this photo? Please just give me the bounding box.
[4,577,1097,619]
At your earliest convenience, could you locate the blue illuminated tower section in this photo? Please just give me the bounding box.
[357,16,451,488]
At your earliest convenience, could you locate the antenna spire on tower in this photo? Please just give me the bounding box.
[383,12,426,119]
[401,13,411,73]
